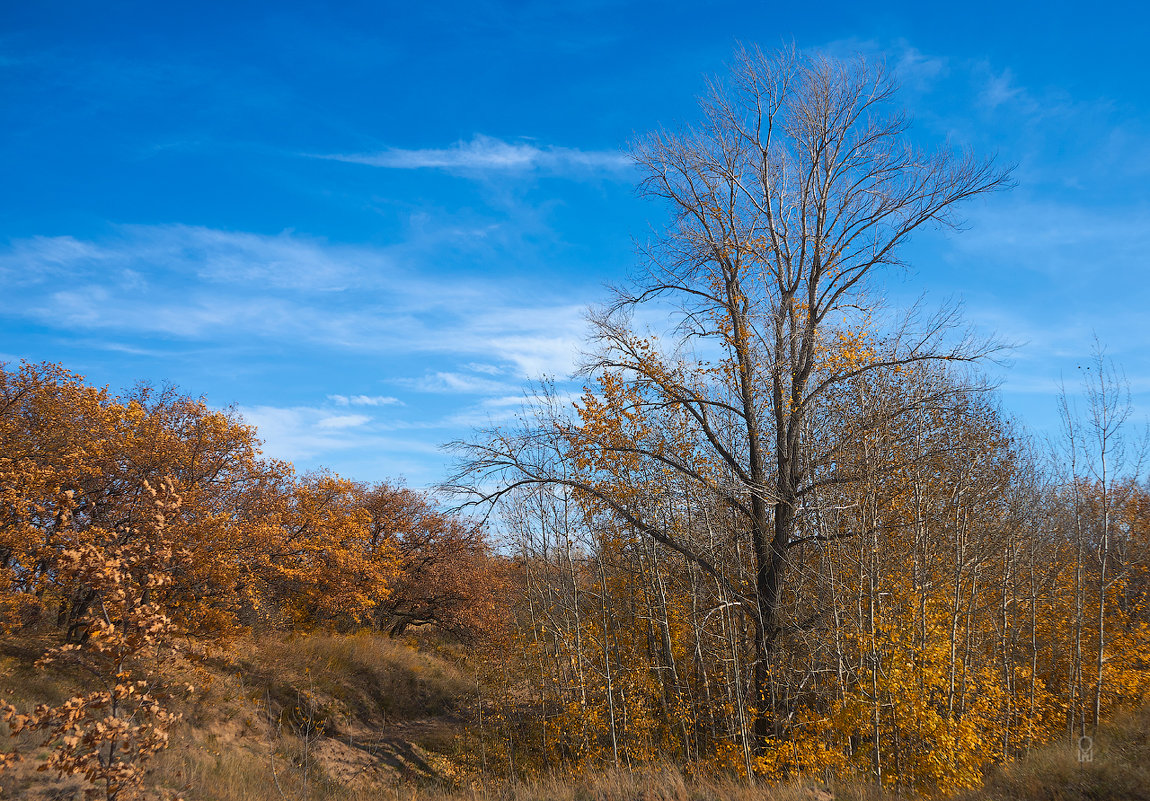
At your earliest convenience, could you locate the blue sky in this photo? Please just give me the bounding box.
[2,1,1148,486]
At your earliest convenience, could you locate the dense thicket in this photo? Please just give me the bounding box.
[468,360,1148,794]
[0,361,498,639]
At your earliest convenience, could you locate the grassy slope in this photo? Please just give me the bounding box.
[161,632,477,800]
[1,631,474,800]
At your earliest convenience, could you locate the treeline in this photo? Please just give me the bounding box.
[0,361,500,641]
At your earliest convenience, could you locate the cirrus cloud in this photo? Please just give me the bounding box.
[316,134,632,175]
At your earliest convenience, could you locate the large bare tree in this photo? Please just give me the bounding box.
[448,45,1011,750]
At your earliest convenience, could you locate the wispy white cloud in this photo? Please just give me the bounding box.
[318,134,631,175]
[328,394,403,407]
[442,395,529,428]
[61,338,179,358]
[977,64,1026,111]
[0,224,593,380]
[463,362,504,375]
[315,413,371,429]
[397,371,514,395]
[237,392,566,487]
[892,44,949,91]
[812,37,949,98]
[239,405,367,460]
[238,404,441,462]
[440,390,583,428]
[0,224,387,292]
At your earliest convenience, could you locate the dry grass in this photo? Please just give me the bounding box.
[415,769,842,801]
[153,700,1149,801]
[959,705,1150,801]
[158,763,856,801]
[235,631,471,724]
[149,631,474,799]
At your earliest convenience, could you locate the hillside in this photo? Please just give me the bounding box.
[0,631,473,800]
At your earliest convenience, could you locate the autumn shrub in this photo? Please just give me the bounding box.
[0,481,189,800]
[357,482,505,640]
